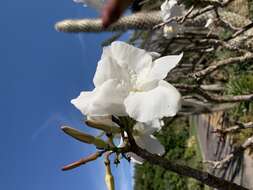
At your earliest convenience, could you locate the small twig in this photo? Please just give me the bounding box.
[201,0,234,6]
[153,5,195,29]
[196,89,253,103]
[196,39,248,53]
[193,53,253,79]
[226,22,253,41]
[173,83,253,103]
[179,5,195,23]
[214,9,239,32]
[188,5,215,20]
[213,122,253,135]
[174,83,224,92]
[153,16,178,30]
[179,98,235,116]
[178,103,235,116]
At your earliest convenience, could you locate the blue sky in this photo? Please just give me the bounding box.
[0,0,133,189]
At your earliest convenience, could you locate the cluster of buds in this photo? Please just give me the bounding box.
[61,116,136,190]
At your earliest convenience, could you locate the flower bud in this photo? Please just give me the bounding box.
[86,118,121,134]
[61,126,108,149]
[104,160,115,190]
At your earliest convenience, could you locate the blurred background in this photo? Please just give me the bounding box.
[0,0,132,189]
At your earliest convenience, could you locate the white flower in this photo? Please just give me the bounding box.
[120,121,165,164]
[71,41,182,123]
[161,0,182,22]
[205,18,214,28]
[73,0,104,10]
[160,0,184,39]
[163,25,177,39]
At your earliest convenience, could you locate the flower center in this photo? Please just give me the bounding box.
[127,68,151,92]
[127,69,141,92]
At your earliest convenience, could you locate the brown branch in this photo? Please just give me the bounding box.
[179,5,195,23]
[214,13,240,32]
[214,122,253,135]
[196,89,253,103]
[131,142,248,190]
[173,84,253,103]
[179,98,236,116]
[174,83,224,92]
[195,39,248,53]
[193,53,253,79]
[188,5,215,20]
[226,22,253,41]
[186,0,235,21]
[200,0,234,6]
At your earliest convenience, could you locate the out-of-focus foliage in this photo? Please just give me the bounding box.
[225,73,253,145]
[250,0,253,19]
[225,57,253,116]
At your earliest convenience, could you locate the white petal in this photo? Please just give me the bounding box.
[148,53,183,81]
[127,152,144,164]
[163,25,177,39]
[133,120,161,136]
[159,80,182,115]
[135,135,165,156]
[110,41,153,74]
[205,18,214,28]
[124,80,181,122]
[149,51,161,60]
[161,0,183,22]
[93,56,129,87]
[118,137,144,163]
[161,0,177,21]
[71,90,95,115]
[118,122,164,164]
[101,45,112,60]
[118,137,125,148]
[71,79,128,116]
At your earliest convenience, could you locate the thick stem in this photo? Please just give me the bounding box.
[122,120,248,190]
[132,145,248,190]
